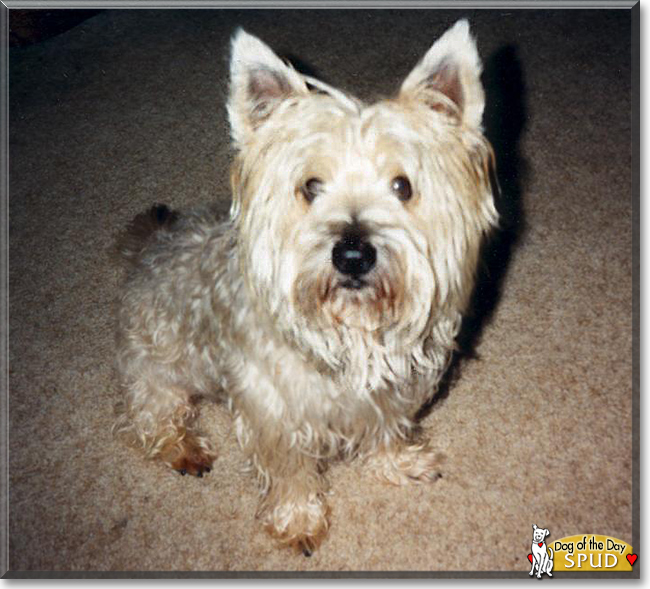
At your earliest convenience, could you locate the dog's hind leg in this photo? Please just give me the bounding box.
[114,374,215,477]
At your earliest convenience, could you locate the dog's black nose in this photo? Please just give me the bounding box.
[332,228,376,278]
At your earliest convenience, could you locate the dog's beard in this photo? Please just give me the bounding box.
[292,236,434,339]
[297,262,403,332]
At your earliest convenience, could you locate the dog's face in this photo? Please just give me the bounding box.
[533,525,550,543]
[227,22,497,354]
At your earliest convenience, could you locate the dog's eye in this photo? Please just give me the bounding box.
[301,178,324,203]
[391,176,412,202]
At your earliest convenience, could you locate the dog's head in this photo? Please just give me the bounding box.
[532,524,550,543]
[227,21,497,363]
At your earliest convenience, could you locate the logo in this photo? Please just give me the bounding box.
[528,524,554,578]
[527,527,637,574]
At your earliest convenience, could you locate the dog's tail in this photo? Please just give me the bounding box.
[115,204,179,266]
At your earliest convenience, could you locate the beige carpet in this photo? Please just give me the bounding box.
[7,7,636,574]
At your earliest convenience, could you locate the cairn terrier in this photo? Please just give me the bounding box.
[114,20,498,555]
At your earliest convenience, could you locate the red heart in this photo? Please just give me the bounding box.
[627,554,638,566]
[538,542,543,547]
[528,554,533,563]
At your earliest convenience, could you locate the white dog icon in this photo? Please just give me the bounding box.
[529,524,554,578]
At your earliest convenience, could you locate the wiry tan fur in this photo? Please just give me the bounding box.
[114,20,498,555]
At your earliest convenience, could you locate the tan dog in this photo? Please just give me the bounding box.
[114,20,498,555]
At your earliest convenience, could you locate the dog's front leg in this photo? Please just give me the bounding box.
[537,553,546,578]
[529,551,537,576]
[366,439,443,485]
[234,413,329,555]
[258,451,329,556]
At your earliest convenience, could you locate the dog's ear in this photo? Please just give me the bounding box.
[399,19,484,129]
[228,28,309,147]
[544,529,550,537]
[532,524,538,531]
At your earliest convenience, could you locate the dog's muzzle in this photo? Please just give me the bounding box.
[332,225,376,288]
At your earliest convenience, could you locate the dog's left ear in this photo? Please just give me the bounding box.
[228,28,309,147]
[545,529,550,538]
[399,19,484,129]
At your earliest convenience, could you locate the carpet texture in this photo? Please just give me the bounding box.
[8,8,634,573]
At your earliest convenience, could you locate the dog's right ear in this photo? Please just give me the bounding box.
[532,524,538,531]
[228,28,309,148]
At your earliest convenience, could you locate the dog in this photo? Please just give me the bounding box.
[530,525,554,578]
[114,20,498,555]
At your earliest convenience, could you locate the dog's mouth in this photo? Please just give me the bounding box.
[339,277,368,290]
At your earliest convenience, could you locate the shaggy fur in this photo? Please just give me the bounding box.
[114,20,498,555]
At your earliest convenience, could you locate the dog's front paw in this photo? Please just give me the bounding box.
[261,491,330,556]
[367,443,444,486]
